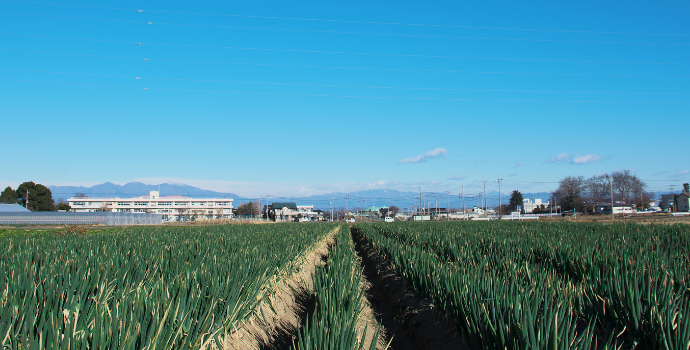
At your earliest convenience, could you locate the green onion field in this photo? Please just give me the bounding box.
[1,221,689,349]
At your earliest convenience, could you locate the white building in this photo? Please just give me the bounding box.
[297,205,322,220]
[69,191,233,221]
[596,204,634,215]
[522,198,550,213]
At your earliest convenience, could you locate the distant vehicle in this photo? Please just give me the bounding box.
[346,218,355,223]
[562,210,574,217]
[384,217,394,222]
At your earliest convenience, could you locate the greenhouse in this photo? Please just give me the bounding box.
[0,212,163,226]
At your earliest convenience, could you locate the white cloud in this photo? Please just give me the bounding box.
[571,154,604,165]
[671,170,690,178]
[544,153,605,165]
[544,153,571,163]
[399,148,448,164]
[448,174,467,181]
[513,162,524,168]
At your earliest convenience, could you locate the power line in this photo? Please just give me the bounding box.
[5,48,690,78]
[3,33,690,65]
[4,67,689,95]
[4,78,690,103]
[4,11,690,46]
[3,0,689,37]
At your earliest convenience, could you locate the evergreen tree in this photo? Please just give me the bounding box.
[0,186,18,204]
[16,181,55,211]
[509,190,524,211]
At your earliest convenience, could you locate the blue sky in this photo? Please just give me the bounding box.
[1,0,688,197]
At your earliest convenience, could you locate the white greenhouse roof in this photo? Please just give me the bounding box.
[0,204,31,213]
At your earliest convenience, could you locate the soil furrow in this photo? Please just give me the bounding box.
[222,226,338,350]
[351,227,469,350]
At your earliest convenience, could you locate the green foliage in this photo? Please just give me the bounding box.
[0,223,336,349]
[0,186,18,204]
[353,221,690,350]
[16,181,55,211]
[56,202,72,211]
[509,190,524,211]
[237,201,258,216]
[292,225,383,350]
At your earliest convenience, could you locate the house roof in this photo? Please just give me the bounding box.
[678,192,690,199]
[271,202,298,210]
[0,204,31,213]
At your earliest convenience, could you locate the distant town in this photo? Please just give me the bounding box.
[1,170,688,225]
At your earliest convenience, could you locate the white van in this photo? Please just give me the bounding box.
[384,217,394,222]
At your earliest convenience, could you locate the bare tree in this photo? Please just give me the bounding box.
[74,192,89,198]
[191,209,203,220]
[585,175,609,203]
[554,176,585,211]
[611,170,646,204]
[175,207,186,221]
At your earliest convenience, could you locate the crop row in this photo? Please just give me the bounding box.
[353,221,690,350]
[0,224,337,349]
[293,225,383,350]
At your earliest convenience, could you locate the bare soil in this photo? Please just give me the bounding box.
[221,226,339,350]
[351,228,469,350]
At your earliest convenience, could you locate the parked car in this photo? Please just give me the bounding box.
[384,217,394,222]
[346,218,355,223]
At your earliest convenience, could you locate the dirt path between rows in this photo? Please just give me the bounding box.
[351,228,469,350]
[222,226,339,350]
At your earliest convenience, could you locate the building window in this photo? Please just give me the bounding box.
[134,202,147,206]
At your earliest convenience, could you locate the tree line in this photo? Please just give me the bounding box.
[552,170,650,212]
[503,170,680,214]
[0,182,71,211]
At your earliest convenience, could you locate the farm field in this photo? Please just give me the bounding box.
[1,221,689,349]
[352,221,690,349]
[0,223,386,349]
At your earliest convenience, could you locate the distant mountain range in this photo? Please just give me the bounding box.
[49,182,241,200]
[49,182,552,211]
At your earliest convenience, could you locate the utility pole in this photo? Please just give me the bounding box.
[345,192,349,215]
[482,180,488,218]
[670,185,676,212]
[25,190,28,209]
[435,192,438,219]
[419,187,422,215]
[607,175,613,220]
[445,191,449,221]
[497,177,503,219]
[462,185,465,220]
